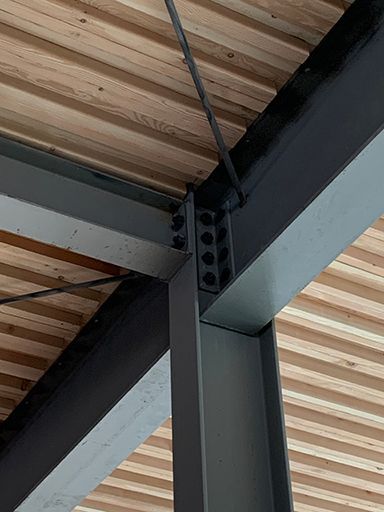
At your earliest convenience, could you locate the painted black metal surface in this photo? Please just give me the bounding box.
[196,0,384,215]
[0,277,169,512]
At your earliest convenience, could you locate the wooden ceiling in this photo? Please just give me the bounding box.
[0,0,349,196]
[0,231,123,421]
[1,1,381,511]
[73,214,384,512]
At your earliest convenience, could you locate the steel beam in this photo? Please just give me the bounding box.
[199,0,384,332]
[170,193,292,511]
[200,322,292,512]
[203,129,384,333]
[0,276,170,512]
[170,259,206,510]
[168,7,384,506]
[170,260,292,511]
[196,0,384,210]
[18,354,171,512]
[0,136,187,279]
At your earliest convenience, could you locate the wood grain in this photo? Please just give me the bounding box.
[0,234,122,411]
[0,0,344,193]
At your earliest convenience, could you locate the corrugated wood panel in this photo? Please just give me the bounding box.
[75,214,384,512]
[0,0,348,195]
[0,230,123,421]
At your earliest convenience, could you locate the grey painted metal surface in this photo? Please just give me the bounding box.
[170,291,293,512]
[0,135,179,211]
[170,193,292,512]
[17,354,171,512]
[200,322,293,512]
[0,278,170,511]
[0,153,187,279]
[0,194,186,280]
[203,128,384,333]
[169,192,207,511]
[170,258,207,511]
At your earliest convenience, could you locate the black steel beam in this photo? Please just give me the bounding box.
[0,276,169,512]
[198,0,384,331]
[196,0,384,211]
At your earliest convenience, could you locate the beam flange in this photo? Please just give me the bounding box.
[0,276,170,512]
[17,354,171,512]
[170,193,292,512]
[0,136,187,279]
[170,256,293,511]
[199,0,384,332]
[202,129,384,333]
[196,0,384,210]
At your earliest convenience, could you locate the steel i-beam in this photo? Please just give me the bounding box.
[169,194,293,511]
[0,276,170,512]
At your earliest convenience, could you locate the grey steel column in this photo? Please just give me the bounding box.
[200,321,293,512]
[169,192,207,511]
[169,197,293,511]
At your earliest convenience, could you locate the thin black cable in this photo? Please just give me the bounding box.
[164,0,246,206]
[0,274,136,306]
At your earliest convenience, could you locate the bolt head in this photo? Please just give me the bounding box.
[200,212,213,226]
[202,251,215,265]
[203,272,217,286]
[173,234,186,249]
[201,232,214,245]
[172,214,185,232]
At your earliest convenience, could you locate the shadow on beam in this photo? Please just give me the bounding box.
[0,276,169,512]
